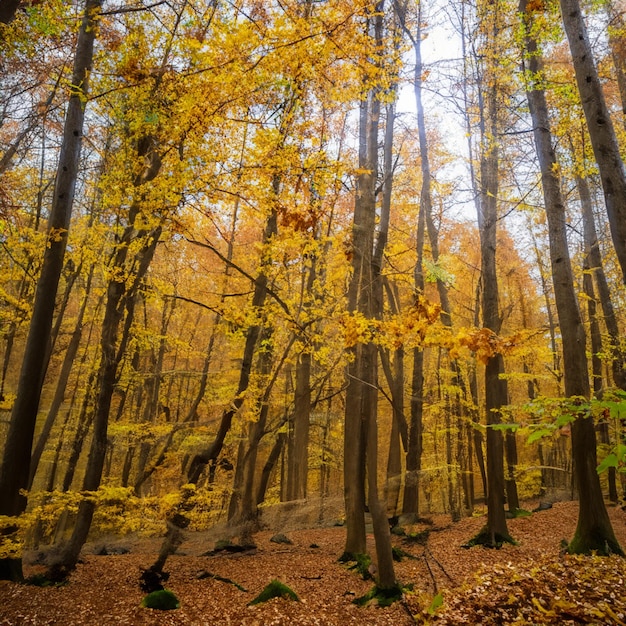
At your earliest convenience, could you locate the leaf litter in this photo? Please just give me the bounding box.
[0,500,624,625]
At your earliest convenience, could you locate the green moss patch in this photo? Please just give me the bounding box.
[141,589,180,610]
[567,527,624,556]
[353,583,405,607]
[339,552,373,580]
[248,579,299,605]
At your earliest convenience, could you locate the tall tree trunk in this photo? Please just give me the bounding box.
[376,100,403,517]
[257,431,286,505]
[288,350,312,500]
[187,207,278,484]
[559,0,626,284]
[342,94,372,560]
[606,0,626,127]
[28,266,95,489]
[521,1,623,555]
[49,220,163,580]
[0,0,101,582]
[476,43,511,543]
[576,173,626,390]
[343,2,397,590]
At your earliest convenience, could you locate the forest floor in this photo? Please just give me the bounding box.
[1,499,625,625]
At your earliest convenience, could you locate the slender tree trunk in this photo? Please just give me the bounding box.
[576,174,626,390]
[0,0,101,582]
[49,222,163,580]
[376,100,403,517]
[472,23,512,537]
[62,370,97,492]
[559,0,626,284]
[187,204,278,484]
[477,71,511,544]
[288,350,312,500]
[257,431,286,505]
[521,1,622,554]
[606,0,626,127]
[29,266,95,489]
[342,97,372,559]
[343,3,397,590]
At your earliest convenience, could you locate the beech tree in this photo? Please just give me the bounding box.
[559,0,626,284]
[463,0,512,546]
[0,0,102,582]
[520,0,623,555]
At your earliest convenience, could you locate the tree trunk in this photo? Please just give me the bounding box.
[559,0,626,284]
[521,1,623,555]
[187,208,278,484]
[606,0,626,127]
[576,174,626,390]
[0,0,101,582]
[477,74,511,544]
[49,222,163,580]
[28,266,94,489]
[257,431,286,505]
[342,93,372,559]
[473,40,511,540]
[0,0,21,23]
[342,3,397,590]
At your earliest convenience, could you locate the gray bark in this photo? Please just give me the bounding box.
[521,0,622,554]
[559,0,626,283]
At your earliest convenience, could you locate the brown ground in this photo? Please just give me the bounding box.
[1,500,625,625]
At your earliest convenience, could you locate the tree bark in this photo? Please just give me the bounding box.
[288,350,312,500]
[559,0,626,284]
[28,265,94,489]
[521,0,623,555]
[0,0,21,23]
[343,3,397,590]
[474,17,511,540]
[0,0,101,582]
[576,174,626,391]
[477,57,511,544]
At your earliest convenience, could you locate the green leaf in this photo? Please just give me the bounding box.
[597,454,618,474]
[428,592,444,615]
[555,413,575,428]
[490,423,519,432]
[528,428,553,444]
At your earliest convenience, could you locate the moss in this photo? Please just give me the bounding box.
[511,508,532,518]
[248,579,299,605]
[141,589,180,610]
[567,527,625,557]
[392,547,418,562]
[353,583,405,607]
[404,529,430,545]
[462,526,516,549]
[340,552,373,580]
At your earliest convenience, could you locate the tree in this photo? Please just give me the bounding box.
[520,0,623,555]
[468,0,512,546]
[342,0,398,591]
[0,0,102,582]
[559,0,626,284]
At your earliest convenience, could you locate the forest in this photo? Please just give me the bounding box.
[0,0,626,623]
